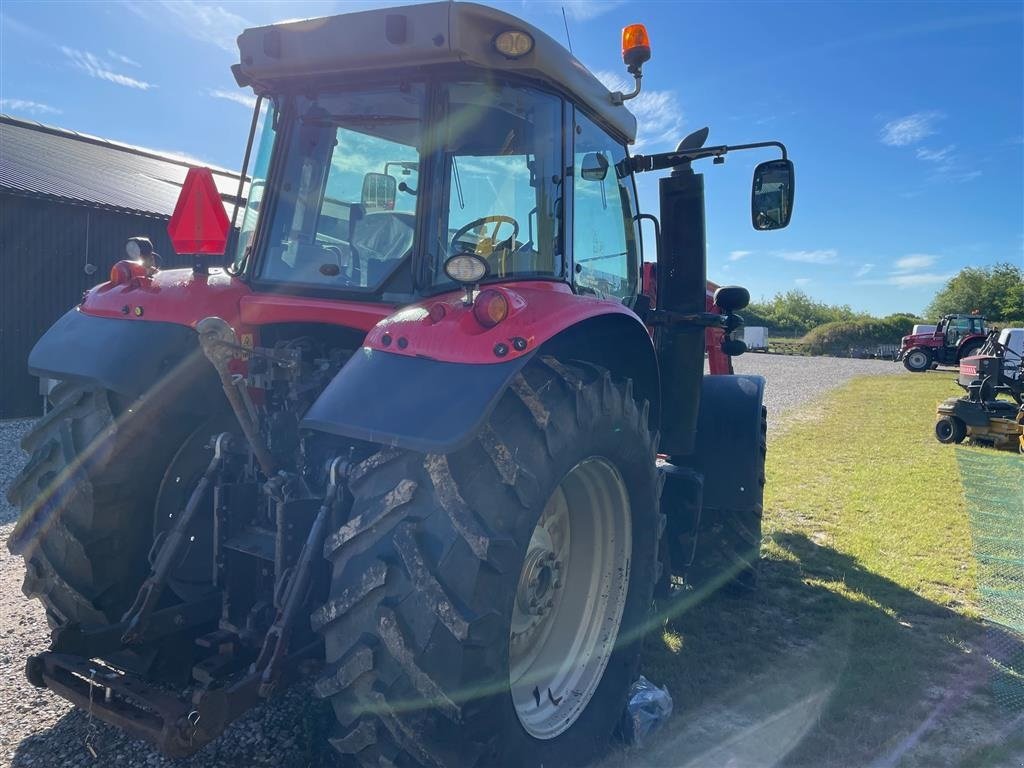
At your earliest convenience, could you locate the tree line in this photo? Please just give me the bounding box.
[744,262,1023,338]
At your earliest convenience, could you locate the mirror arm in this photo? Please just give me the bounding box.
[631,140,788,174]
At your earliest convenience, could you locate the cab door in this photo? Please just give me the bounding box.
[569,111,640,305]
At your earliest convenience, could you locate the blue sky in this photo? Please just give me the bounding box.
[2,0,1021,316]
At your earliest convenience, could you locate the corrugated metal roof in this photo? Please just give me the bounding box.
[0,115,245,218]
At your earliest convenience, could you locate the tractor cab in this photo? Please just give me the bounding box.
[940,314,987,347]
[230,4,645,308]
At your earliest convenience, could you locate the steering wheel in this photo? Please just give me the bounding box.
[449,216,520,261]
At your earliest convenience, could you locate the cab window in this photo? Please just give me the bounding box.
[572,112,638,303]
[433,82,564,286]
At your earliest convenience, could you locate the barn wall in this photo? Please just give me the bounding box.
[0,193,201,418]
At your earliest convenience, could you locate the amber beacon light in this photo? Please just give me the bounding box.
[621,24,651,74]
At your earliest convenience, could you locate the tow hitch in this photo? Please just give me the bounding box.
[27,641,318,757]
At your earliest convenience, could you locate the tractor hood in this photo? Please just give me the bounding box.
[901,332,934,347]
[233,1,638,144]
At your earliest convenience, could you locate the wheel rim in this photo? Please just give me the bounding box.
[508,457,632,741]
[909,351,928,369]
[937,421,952,441]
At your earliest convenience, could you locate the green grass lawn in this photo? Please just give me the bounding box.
[612,374,1024,767]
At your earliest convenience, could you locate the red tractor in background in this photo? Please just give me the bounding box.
[898,312,988,372]
[7,4,794,766]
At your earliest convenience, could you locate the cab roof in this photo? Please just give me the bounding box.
[234,1,638,144]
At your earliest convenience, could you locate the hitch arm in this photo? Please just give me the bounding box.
[121,433,231,646]
[252,456,347,696]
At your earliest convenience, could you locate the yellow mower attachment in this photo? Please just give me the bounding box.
[935,396,1024,452]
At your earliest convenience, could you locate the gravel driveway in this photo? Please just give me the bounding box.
[0,355,907,767]
[730,353,906,429]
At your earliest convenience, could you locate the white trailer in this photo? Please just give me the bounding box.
[742,326,769,351]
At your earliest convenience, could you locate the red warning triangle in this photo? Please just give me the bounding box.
[167,167,231,255]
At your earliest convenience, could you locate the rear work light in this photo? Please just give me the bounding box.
[494,29,534,59]
[473,289,509,328]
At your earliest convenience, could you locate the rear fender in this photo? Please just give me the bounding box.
[27,308,223,413]
[301,284,654,453]
[688,374,766,512]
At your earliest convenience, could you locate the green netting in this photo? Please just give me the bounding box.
[958,448,1024,711]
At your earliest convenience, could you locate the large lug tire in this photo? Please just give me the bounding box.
[685,405,767,591]
[958,339,983,362]
[313,358,661,768]
[903,348,933,372]
[6,382,196,627]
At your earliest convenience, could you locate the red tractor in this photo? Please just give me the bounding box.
[7,4,794,766]
[898,313,988,372]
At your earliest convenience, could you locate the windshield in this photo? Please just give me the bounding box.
[432,82,563,287]
[257,86,424,292]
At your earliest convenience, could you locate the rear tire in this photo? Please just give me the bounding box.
[958,339,983,362]
[935,416,966,444]
[903,348,932,372]
[6,383,196,627]
[685,404,766,591]
[313,358,660,768]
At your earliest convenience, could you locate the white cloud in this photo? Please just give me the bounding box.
[593,71,684,149]
[775,249,838,264]
[0,98,60,115]
[915,144,955,162]
[880,111,942,147]
[893,254,937,272]
[855,263,874,278]
[557,0,625,21]
[794,277,811,286]
[860,272,954,288]
[107,49,141,68]
[728,250,752,262]
[61,47,156,89]
[209,89,257,109]
[157,1,249,53]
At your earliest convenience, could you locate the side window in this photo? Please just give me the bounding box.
[572,112,638,302]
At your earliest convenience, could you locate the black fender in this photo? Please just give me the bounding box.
[27,308,221,410]
[302,312,660,455]
[688,374,766,512]
[301,347,535,453]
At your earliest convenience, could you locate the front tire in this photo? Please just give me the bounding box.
[935,416,966,444]
[903,348,933,372]
[313,358,660,767]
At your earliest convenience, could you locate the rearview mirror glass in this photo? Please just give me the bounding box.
[751,159,794,230]
[580,152,610,182]
[361,172,396,211]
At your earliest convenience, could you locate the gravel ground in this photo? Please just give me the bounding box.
[730,353,906,429]
[0,355,907,767]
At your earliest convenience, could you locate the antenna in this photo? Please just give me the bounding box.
[561,6,573,53]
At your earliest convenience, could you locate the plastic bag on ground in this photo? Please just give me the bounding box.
[621,675,674,746]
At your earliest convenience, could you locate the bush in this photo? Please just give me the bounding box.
[803,315,919,356]
[746,290,864,337]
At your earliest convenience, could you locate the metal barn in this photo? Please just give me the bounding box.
[0,115,243,418]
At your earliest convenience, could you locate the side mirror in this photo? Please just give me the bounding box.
[751,159,794,230]
[714,285,750,313]
[361,172,396,210]
[722,338,748,357]
[580,152,610,182]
